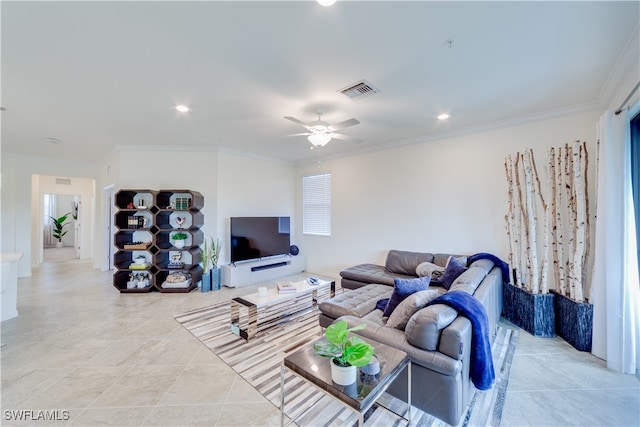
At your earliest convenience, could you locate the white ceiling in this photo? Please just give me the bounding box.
[2,1,638,164]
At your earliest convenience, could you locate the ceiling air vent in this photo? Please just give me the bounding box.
[56,178,72,185]
[339,80,379,100]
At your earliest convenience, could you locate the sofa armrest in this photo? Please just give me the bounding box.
[405,304,458,351]
[439,316,472,361]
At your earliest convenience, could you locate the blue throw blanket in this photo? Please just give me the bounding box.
[426,290,495,390]
[467,252,510,284]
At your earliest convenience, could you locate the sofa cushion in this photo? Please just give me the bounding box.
[319,284,391,320]
[449,266,491,294]
[382,276,431,317]
[384,250,434,275]
[468,258,495,274]
[340,263,412,286]
[441,256,468,290]
[386,289,440,330]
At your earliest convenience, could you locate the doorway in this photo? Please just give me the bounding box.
[43,193,80,262]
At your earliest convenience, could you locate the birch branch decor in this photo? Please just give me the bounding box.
[504,141,591,301]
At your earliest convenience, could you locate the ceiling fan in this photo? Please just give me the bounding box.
[284,108,361,147]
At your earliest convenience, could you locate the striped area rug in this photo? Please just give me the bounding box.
[175,301,518,427]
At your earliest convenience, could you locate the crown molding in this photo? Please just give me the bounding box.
[300,101,600,165]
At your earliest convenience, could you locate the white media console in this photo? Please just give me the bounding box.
[221,254,306,288]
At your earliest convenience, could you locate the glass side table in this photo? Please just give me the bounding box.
[280,336,411,426]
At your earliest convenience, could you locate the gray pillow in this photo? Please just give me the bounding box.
[386,289,440,330]
[416,261,445,278]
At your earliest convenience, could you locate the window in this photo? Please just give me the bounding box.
[303,173,331,236]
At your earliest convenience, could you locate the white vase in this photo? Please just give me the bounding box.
[174,240,185,249]
[331,359,357,385]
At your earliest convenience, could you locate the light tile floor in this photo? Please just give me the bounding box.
[1,259,638,426]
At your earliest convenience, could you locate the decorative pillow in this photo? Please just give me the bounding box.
[416,261,445,278]
[382,276,431,318]
[386,289,439,330]
[441,256,468,289]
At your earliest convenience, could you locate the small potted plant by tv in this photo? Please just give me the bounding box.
[200,236,222,292]
[48,212,72,248]
[314,320,374,385]
[171,232,188,249]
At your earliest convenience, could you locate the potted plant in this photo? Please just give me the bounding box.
[48,212,72,248]
[171,232,188,249]
[200,236,222,292]
[314,320,374,385]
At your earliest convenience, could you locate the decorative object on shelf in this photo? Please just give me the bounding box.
[162,272,191,289]
[175,216,185,228]
[127,272,150,289]
[48,212,72,248]
[127,216,146,229]
[175,197,191,210]
[134,255,147,265]
[168,252,185,269]
[171,232,188,249]
[123,241,151,250]
[314,320,374,385]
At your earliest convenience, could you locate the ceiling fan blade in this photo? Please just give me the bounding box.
[284,116,312,130]
[331,133,363,143]
[329,118,360,131]
[287,132,312,137]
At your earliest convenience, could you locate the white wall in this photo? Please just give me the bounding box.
[216,150,296,264]
[296,109,601,279]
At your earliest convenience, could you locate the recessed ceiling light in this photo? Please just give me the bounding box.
[317,0,336,6]
[437,114,450,120]
[175,105,190,113]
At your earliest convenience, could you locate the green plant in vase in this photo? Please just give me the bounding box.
[48,212,72,247]
[201,236,222,291]
[314,320,374,385]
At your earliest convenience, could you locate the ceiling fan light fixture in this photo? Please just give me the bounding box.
[317,0,336,6]
[308,133,332,147]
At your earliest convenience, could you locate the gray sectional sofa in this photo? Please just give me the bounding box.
[319,250,504,425]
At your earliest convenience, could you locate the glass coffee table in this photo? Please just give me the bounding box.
[280,336,411,426]
[230,278,335,341]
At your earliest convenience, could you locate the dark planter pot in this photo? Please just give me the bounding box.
[551,291,593,352]
[503,282,555,337]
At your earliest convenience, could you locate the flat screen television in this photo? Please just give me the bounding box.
[230,216,291,263]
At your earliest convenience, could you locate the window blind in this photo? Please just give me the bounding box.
[303,173,331,236]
